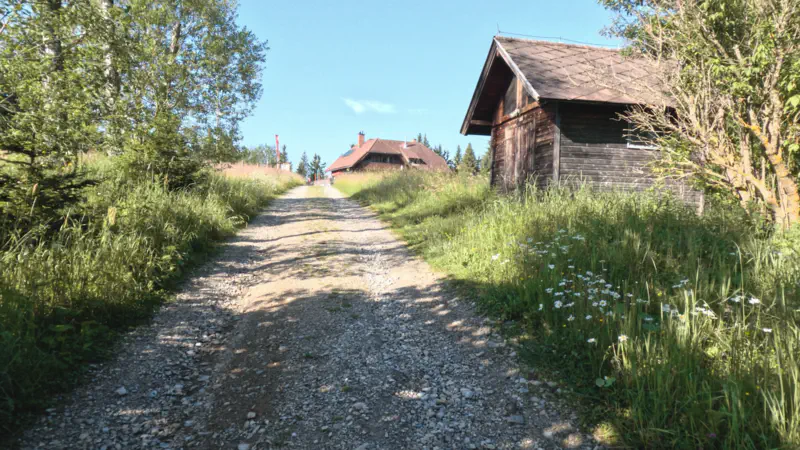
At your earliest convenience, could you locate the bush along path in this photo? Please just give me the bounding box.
[19,185,599,450]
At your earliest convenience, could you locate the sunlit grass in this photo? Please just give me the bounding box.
[338,171,800,449]
[0,160,300,431]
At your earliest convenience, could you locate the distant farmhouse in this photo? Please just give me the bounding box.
[461,36,702,208]
[327,132,449,176]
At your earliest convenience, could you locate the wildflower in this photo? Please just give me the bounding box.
[763,328,773,333]
[748,297,761,305]
[567,265,575,269]
[567,315,575,321]
[554,292,564,297]
[592,302,599,307]
[643,316,654,322]
[587,338,597,344]
[585,315,592,320]
[626,293,633,298]
[586,271,594,276]
[548,264,555,270]
[599,300,607,307]
[554,300,563,309]
[538,304,543,311]
[728,295,741,303]
[661,304,671,313]
[492,254,500,261]
[618,335,628,343]
[545,288,554,294]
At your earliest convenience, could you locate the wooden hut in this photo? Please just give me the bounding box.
[461,36,702,208]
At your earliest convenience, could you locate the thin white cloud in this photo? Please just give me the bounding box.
[343,98,396,114]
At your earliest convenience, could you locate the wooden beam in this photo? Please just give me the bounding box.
[553,102,561,183]
[469,120,492,127]
[461,43,500,135]
[494,39,539,101]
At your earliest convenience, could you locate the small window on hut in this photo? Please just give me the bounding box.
[626,126,659,150]
[503,77,517,116]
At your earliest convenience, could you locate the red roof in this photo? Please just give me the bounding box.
[327,138,449,172]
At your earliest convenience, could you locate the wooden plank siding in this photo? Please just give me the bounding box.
[558,102,704,209]
[488,94,703,209]
[490,76,556,192]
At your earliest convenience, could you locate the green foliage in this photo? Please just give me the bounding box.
[0,158,298,432]
[308,153,326,179]
[340,171,800,448]
[296,152,309,177]
[479,146,491,175]
[600,0,800,226]
[236,144,278,166]
[459,143,478,174]
[0,0,269,225]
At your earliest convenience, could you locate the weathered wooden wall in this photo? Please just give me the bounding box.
[558,102,704,208]
[490,77,556,192]
[488,87,704,209]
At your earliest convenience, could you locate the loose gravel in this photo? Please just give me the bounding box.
[18,186,601,449]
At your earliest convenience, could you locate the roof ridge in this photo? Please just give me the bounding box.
[495,35,621,53]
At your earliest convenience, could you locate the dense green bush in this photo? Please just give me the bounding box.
[0,160,298,432]
[342,171,800,449]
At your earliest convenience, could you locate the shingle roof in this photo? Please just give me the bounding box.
[327,138,449,172]
[495,36,665,105]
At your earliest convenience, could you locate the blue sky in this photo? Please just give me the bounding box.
[236,0,622,168]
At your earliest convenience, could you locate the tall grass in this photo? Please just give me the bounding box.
[0,162,299,432]
[340,171,800,449]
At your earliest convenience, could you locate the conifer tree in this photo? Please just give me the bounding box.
[296,152,309,177]
[460,143,477,174]
[480,145,492,175]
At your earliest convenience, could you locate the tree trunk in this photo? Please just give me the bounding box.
[99,0,120,103]
[768,154,800,228]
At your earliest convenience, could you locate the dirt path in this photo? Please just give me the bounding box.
[19,186,595,450]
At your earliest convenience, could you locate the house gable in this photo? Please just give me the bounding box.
[462,36,667,136]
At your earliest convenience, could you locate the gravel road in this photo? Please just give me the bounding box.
[18,186,599,450]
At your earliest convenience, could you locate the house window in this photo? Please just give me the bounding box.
[626,126,659,150]
[503,76,517,116]
[409,158,426,165]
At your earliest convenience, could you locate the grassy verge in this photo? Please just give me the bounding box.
[0,160,300,433]
[335,170,800,449]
